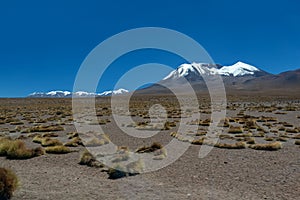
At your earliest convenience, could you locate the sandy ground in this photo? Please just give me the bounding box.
[0,98,299,199]
[1,143,298,200]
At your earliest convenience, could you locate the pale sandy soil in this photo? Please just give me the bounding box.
[1,142,299,200]
[0,98,299,200]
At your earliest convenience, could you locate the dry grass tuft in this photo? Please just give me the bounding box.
[108,159,144,179]
[0,138,12,156]
[67,132,79,139]
[85,138,107,147]
[170,132,177,137]
[285,128,299,133]
[41,132,58,137]
[79,149,103,168]
[32,135,43,144]
[0,167,19,200]
[249,142,282,151]
[191,138,204,145]
[136,142,163,153]
[276,137,288,142]
[264,137,275,141]
[228,126,244,134]
[111,147,130,163]
[292,134,300,139]
[45,146,71,154]
[214,142,246,149]
[41,138,63,147]
[64,137,83,147]
[0,138,44,159]
[245,137,255,144]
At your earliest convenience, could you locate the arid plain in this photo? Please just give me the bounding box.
[0,95,299,200]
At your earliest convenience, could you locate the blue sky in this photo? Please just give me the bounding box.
[0,0,299,97]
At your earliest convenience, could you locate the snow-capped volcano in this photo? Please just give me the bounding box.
[219,61,260,76]
[28,89,129,98]
[29,91,72,97]
[163,61,262,80]
[99,88,129,96]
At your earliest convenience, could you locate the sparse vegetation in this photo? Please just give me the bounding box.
[249,142,282,151]
[79,149,103,168]
[41,138,63,147]
[111,147,130,163]
[136,142,163,153]
[85,138,107,147]
[214,142,246,149]
[0,138,44,159]
[228,126,244,134]
[0,167,18,200]
[108,159,144,179]
[64,137,83,147]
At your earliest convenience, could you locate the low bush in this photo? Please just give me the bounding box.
[45,146,71,154]
[79,149,103,168]
[108,159,144,180]
[41,138,63,147]
[64,137,83,147]
[249,142,282,151]
[214,142,246,149]
[41,132,58,137]
[0,138,44,159]
[0,168,18,200]
[136,142,162,153]
[228,126,244,134]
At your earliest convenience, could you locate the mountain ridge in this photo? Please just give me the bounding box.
[28,61,300,97]
[140,61,300,95]
[28,89,129,98]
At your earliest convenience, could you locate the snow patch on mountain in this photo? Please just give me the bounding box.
[28,89,129,97]
[219,61,260,76]
[163,61,261,80]
[99,88,129,96]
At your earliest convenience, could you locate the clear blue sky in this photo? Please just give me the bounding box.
[0,0,299,97]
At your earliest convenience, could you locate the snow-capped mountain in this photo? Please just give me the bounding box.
[29,91,72,97]
[28,89,129,98]
[99,88,129,96]
[218,62,260,76]
[137,61,275,94]
[163,61,264,81]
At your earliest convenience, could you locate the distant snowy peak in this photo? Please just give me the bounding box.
[163,61,261,80]
[219,61,260,76]
[28,89,129,98]
[163,63,218,80]
[29,91,71,97]
[99,88,129,96]
[47,91,71,97]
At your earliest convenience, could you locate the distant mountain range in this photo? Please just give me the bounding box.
[28,89,129,98]
[28,61,300,97]
[138,61,300,95]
